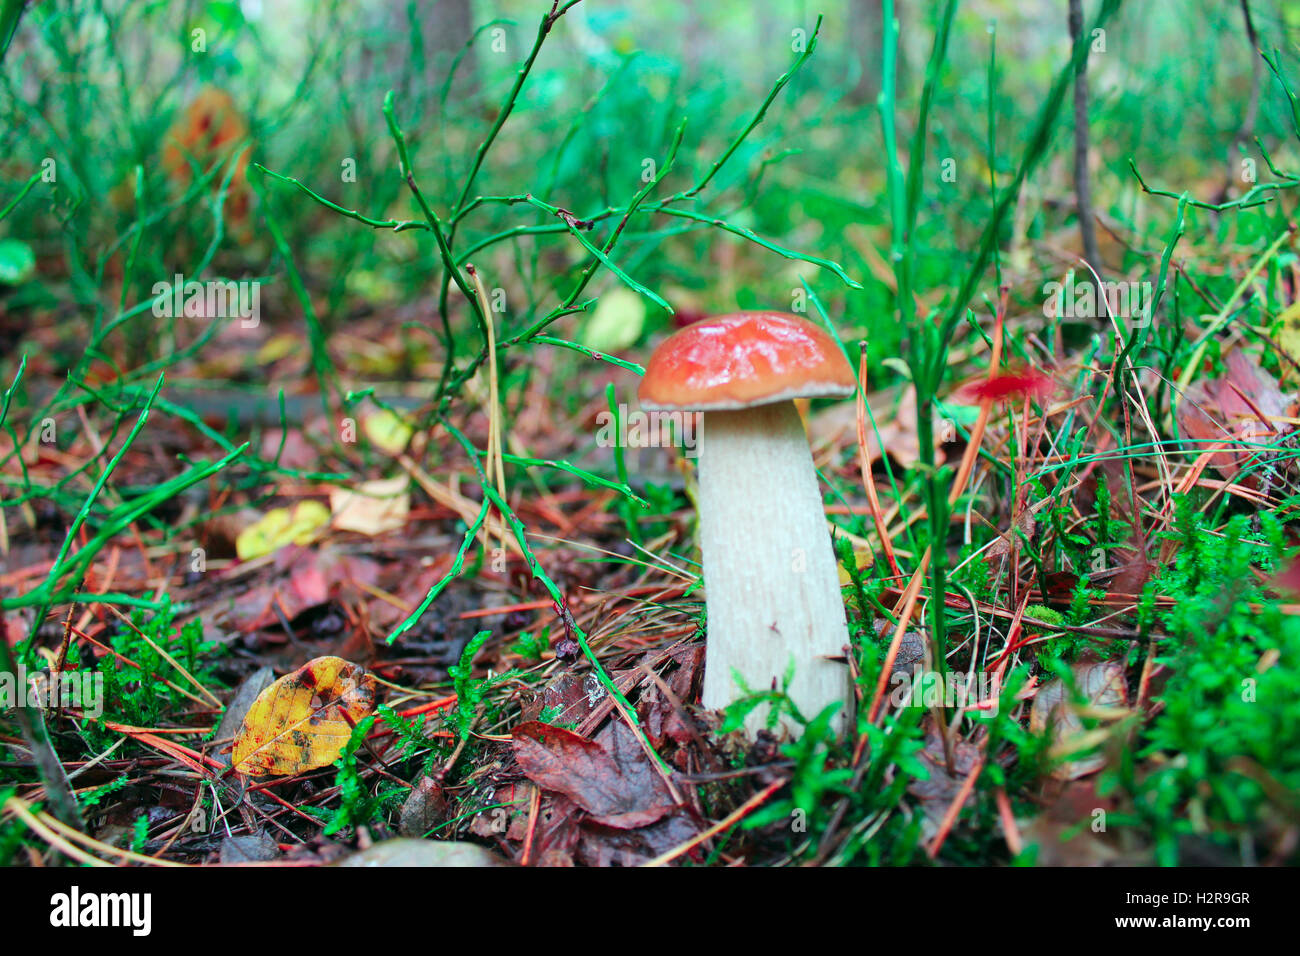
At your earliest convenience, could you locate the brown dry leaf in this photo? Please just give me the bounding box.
[1176,349,1294,487]
[335,838,512,867]
[1020,779,1126,866]
[809,384,947,469]
[907,721,983,838]
[985,507,1040,562]
[468,781,535,841]
[231,656,376,777]
[330,477,410,536]
[1030,659,1129,780]
[398,776,449,837]
[638,644,705,752]
[520,671,607,728]
[260,428,318,471]
[213,666,275,767]
[512,720,677,829]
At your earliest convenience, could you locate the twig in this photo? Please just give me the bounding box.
[642,777,786,867]
[1068,0,1103,292]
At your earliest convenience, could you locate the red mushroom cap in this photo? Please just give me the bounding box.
[638,312,856,411]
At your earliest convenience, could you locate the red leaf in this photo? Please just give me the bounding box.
[512,721,677,829]
[960,369,1055,404]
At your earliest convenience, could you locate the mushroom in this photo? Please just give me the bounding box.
[639,312,856,736]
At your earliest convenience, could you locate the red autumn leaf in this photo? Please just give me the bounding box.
[958,368,1055,405]
[1271,557,1300,598]
[511,721,677,829]
[1176,349,1294,487]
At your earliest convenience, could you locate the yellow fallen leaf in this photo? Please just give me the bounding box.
[582,286,645,353]
[235,500,331,560]
[837,547,875,586]
[330,477,409,535]
[363,409,414,455]
[231,656,376,777]
[256,333,300,365]
[1275,300,1300,385]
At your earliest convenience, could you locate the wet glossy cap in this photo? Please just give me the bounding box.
[639,312,856,411]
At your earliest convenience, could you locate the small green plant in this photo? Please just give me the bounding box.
[1107,503,1300,863]
[322,714,404,836]
[129,814,149,853]
[447,629,494,740]
[88,598,224,749]
[376,703,446,776]
[718,658,806,733]
[509,626,548,662]
[0,788,24,865]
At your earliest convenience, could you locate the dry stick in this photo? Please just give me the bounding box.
[856,345,902,577]
[642,777,787,868]
[0,616,84,831]
[1068,0,1104,297]
[51,590,80,680]
[395,452,508,552]
[927,753,985,858]
[520,786,542,866]
[467,263,509,560]
[994,787,1023,857]
[30,804,187,867]
[1136,632,1160,711]
[864,293,1008,728]
[1237,0,1262,148]
[2,796,106,866]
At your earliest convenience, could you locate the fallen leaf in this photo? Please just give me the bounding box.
[582,286,645,354]
[468,781,534,841]
[255,333,300,365]
[220,830,280,863]
[907,721,983,838]
[213,666,275,766]
[837,547,875,586]
[638,645,705,753]
[1274,299,1300,385]
[809,384,949,469]
[363,409,414,455]
[1176,349,1294,488]
[984,505,1041,562]
[512,720,677,829]
[1020,779,1126,865]
[521,671,607,728]
[334,838,511,867]
[398,776,449,837]
[1030,659,1129,780]
[235,500,331,561]
[330,477,410,536]
[260,428,317,471]
[231,656,376,777]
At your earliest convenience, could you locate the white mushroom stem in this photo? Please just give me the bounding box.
[696,399,851,737]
